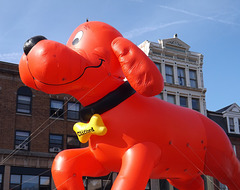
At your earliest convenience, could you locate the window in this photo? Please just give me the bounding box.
[67,136,80,149]
[22,175,38,189]
[227,117,240,134]
[154,62,161,73]
[67,102,80,120]
[83,174,112,190]
[50,99,64,118]
[40,176,50,189]
[15,131,30,151]
[177,67,185,86]
[49,134,63,153]
[16,86,32,114]
[10,167,51,190]
[0,173,2,190]
[165,65,174,84]
[88,178,102,189]
[0,166,3,190]
[10,174,21,190]
[167,94,175,104]
[189,70,198,88]
[180,96,188,107]
[192,98,200,112]
[159,179,169,189]
[229,118,235,132]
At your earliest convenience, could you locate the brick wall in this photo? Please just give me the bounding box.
[0,61,83,153]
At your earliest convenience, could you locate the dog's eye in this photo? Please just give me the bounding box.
[72,31,83,45]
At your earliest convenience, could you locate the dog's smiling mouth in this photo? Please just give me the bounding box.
[32,58,105,86]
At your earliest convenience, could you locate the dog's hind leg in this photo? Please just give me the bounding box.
[111,142,161,190]
[167,175,204,190]
[199,115,240,190]
[51,148,109,190]
[204,147,240,190]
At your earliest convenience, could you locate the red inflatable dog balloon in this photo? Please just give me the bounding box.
[19,21,240,190]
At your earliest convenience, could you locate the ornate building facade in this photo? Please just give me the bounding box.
[139,34,206,116]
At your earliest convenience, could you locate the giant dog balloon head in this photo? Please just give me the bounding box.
[19,21,164,106]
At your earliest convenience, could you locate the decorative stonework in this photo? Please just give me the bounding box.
[166,40,184,47]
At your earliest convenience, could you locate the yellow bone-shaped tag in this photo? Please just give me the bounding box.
[73,114,107,143]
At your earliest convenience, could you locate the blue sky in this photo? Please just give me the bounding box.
[0,0,239,111]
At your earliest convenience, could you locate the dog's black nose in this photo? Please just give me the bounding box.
[23,35,47,55]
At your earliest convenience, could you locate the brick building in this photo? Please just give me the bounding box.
[0,61,93,190]
[207,103,240,190]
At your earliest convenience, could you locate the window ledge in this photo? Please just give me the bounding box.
[16,113,32,117]
[67,118,80,122]
[49,116,64,120]
[228,133,240,137]
[164,82,205,92]
[0,148,57,158]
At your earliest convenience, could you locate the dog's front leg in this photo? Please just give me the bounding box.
[112,142,161,190]
[52,147,109,190]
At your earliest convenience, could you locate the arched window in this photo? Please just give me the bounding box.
[16,86,32,114]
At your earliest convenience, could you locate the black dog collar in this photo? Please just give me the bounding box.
[79,81,136,123]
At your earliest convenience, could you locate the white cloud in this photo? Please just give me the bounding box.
[123,20,189,39]
[158,5,240,26]
[0,52,22,64]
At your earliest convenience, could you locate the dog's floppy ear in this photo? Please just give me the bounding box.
[111,37,164,97]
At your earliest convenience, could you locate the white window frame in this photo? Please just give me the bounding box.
[227,117,240,134]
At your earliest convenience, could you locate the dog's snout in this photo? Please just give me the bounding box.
[23,35,47,55]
